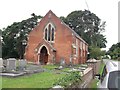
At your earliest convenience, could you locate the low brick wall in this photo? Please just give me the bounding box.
[87,60,101,77]
[80,67,93,88]
[52,61,102,88]
[67,67,93,88]
[71,60,101,88]
[95,60,101,74]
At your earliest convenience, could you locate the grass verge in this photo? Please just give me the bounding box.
[2,71,65,88]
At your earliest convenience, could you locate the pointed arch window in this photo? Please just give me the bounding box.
[44,23,55,42]
[51,28,54,41]
[48,24,51,41]
[45,28,47,40]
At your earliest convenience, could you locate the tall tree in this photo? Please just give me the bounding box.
[2,14,42,59]
[61,10,107,48]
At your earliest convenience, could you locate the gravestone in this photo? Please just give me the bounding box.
[18,59,27,71]
[60,58,65,66]
[3,60,7,67]
[58,58,65,69]
[6,58,16,71]
[0,58,3,72]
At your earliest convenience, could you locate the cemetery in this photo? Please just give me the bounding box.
[0,58,44,77]
[1,57,101,88]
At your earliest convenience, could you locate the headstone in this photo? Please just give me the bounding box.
[0,58,3,72]
[6,58,16,71]
[60,58,65,66]
[0,58,3,67]
[3,60,7,67]
[18,59,27,71]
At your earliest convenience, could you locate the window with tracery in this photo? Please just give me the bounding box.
[44,23,55,42]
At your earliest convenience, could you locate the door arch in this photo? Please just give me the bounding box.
[39,46,48,65]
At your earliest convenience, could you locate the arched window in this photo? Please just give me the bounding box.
[51,28,54,41]
[48,24,51,41]
[44,23,55,42]
[45,28,47,40]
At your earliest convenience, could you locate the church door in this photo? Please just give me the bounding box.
[39,46,48,65]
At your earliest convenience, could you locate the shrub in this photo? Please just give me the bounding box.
[53,71,82,87]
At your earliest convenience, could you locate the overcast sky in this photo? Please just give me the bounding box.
[0,0,119,51]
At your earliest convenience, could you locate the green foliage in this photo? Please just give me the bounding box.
[53,71,82,87]
[61,10,107,48]
[107,42,120,59]
[2,13,42,58]
[89,45,105,59]
[99,61,105,75]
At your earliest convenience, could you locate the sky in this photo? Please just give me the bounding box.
[0,0,119,51]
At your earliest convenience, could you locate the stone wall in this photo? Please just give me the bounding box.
[80,67,93,88]
[67,67,93,88]
[68,60,101,88]
[87,60,101,77]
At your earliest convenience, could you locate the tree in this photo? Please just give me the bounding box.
[107,42,120,59]
[2,14,42,59]
[89,45,105,59]
[61,10,107,48]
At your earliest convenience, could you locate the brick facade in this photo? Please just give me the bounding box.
[25,10,88,65]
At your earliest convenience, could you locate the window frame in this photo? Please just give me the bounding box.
[44,23,55,43]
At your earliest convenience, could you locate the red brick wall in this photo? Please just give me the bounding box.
[25,10,88,65]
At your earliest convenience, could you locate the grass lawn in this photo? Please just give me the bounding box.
[42,64,58,70]
[2,65,66,88]
[1,64,85,88]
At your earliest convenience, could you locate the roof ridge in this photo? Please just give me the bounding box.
[61,21,88,45]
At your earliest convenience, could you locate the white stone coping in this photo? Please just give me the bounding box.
[52,85,63,88]
[0,72,25,77]
[68,67,92,77]
[82,67,92,75]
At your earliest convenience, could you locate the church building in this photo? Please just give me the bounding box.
[25,10,88,65]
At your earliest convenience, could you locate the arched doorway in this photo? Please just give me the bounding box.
[39,46,48,65]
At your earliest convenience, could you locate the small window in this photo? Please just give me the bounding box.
[48,24,51,41]
[51,28,54,41]
[45,28,47,40]
[73,48,76,55]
